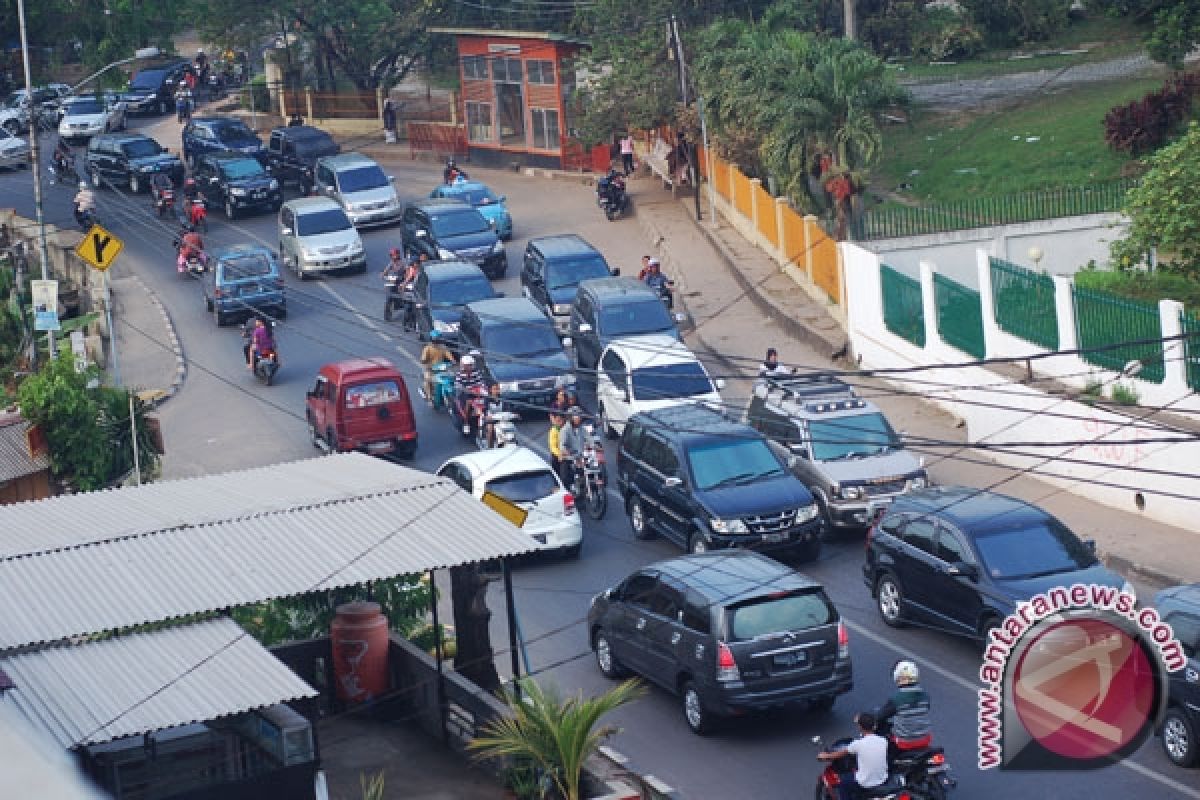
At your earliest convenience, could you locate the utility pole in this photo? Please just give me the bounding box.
[17,0,55,361]
[669,15,702,222]
[843,0,857,40]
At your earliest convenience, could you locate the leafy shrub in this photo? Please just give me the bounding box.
[1111,383,1140,405]
[912,8,986,60]
[959,0,1072,47]
[1104,72,1200,155]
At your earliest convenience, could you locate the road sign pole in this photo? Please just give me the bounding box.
[128,391,140,486]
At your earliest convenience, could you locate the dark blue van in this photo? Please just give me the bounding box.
[202,244,285,326]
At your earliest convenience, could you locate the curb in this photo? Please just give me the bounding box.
[1102,552,1183,594]
[129,275,187,408]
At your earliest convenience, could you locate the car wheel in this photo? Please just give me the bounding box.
[213,305,225,327]
[809,695,836,713]
[682,681,715,735]
[90,168,103,189]
[593,630,627,679]
[2,120,18,135]
[600,403,617,440]
[326,427,338,452]
[876,573,905,628]
[563,542,582,559]
[204,294,213,312]
[129,172,141,193]
[628,495,653,540]
[1163,708,1199,767]
[688,533,708,554]
[225,199,237,220]
[306,414,321,450]
[793,538,821,563]
[271,199,283,213]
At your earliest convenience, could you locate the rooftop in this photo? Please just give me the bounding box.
[429,27,589,47]
[0,412,49,483]
[657,551,819,603]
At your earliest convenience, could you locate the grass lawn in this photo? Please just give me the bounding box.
[874,75,1166,204]
[1075,268,1200,309]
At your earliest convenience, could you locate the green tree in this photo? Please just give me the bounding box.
[1094,0,1200,69]
[1112,121,1200,275]
[958,0,1072,47]
[469,678,644,800]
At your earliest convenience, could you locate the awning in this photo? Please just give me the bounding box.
[0,618,317,748]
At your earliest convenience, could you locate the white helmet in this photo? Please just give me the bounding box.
[893,659,919,686]
[460,355,475,367]
[78,181,87,190]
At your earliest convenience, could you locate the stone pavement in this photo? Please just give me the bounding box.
[106,273,185,406]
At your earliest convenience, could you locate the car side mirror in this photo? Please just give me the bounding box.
[578,323,592,334]
[415,229,428,238]
[787,454,800,468]
[674,312,687,323]
[610,267,620,276]
[1084,539,1097,554]
[946,562,979,580]
[306,389,316,398]
[561,336,573,349]
[389,175,396,183]
[664,476,683,489]
[622,390,630,404]
[280,227,292,236]
[714,378,726,390]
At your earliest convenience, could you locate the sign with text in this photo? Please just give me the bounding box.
[31,280,59,331]
[70,330,88,373]
[74,223,124,271]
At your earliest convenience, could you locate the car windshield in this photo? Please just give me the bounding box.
[129,71,166,90]
[293,136,334,156]
[973,519,1098,580]
[598,300,674,337]
[485,469,559,504]
[220,253,272,281]
[65,100,104,115]
[344,380,402,408]
[547,257,610,290]
[686,438,786,490]
[728,590,834,641]
[430,276,495,306]
[808,413,900,461]
[448,186,500,206]
[631,362,714,401]
[430,210,490,237]
[337,165,388,192]
[221,159,265,179]
[213,122,254,141]
[484,322,562,357]
[121,139,162,158]
[296,208,352,235]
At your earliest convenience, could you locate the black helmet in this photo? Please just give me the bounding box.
[447,158,456,168]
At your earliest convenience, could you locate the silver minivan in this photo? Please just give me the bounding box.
[313,152,401,228]
[278,197,367,278]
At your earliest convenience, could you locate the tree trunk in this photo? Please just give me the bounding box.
[450,565,501,692]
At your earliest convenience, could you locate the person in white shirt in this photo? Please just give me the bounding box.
[817,712,889,800]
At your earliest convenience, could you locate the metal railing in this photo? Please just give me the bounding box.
[934,273,985,358]
[990,257,1059,350]
[881,264,925,347]
[1072,284,1165,384]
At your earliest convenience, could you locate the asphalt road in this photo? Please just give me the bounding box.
[4,117,1196,800]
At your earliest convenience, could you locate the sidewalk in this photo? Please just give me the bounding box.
[107,274,185,405]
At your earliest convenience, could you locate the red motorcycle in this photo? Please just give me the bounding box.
[814,736,923,800]
[451,385,488,437]
[155,186,176,218]
[184,195,209,232]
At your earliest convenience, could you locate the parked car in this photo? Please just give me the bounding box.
[408,260,497,346]
[863,486,1133,641]
[596,335,724,439]
[569,277,684,372]
[0,127,30,170]
[746,375,927,530]
[85,132,185,193]
[266,125,340,192]
[430,178,513,239]
[437,446,582,557]
[616,405,823,560]
[121,60,190,116]
[193,152,282,219]
[277,197,366,278]
[588,551,852,734]
[1153,584,1200,767]
[305,359,417,458]
[312,153,401,228]
[57,93,126,143]
[0,93,30,135]
[202,243,286,326]
[521,234,617,333]
[2,85,72,133]
[458,297,575,410]
[402,198,506,279]
[182,116,268,167]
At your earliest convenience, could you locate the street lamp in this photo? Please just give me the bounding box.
[1027,246,1044,271]
[72,47,160,94]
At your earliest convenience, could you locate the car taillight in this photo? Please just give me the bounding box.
[837,621,850,660]
[563,493,576,517]
[929,752,945,766]
[865,522,876,553]
[213,288,223,298]
[716,642,740,682]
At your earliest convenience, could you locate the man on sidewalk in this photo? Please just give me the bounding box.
[619,133,635,176]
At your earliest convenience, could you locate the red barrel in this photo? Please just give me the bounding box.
[331,601,389,704]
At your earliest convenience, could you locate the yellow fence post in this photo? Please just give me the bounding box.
[775,197,788,267]
[749,178,761,245]
[304,86,314,123]
[803,215,817,280]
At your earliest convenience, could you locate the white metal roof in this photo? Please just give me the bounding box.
[0,617,316,748]
[0,453,537,650]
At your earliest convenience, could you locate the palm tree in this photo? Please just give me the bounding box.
[469,678,644,800]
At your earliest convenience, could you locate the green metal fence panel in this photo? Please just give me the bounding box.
[880,264,925,347]
[1182,310,1200,391]
[1072,285,1165,383]
[933,273,986,359]
[853,180,1136,241]
[990,257,1059,350]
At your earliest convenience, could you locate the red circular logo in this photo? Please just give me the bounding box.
[1012,617,1156,761]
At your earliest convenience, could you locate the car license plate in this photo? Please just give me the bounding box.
[762,532,789,544]
[773,651,806,668]
[366,441,394,454]
[927,766,947,774]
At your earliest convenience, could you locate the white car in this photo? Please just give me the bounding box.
[58,94,126,142]
[436,446,583,557]
[595,334,725,439]
[0,127,30,170]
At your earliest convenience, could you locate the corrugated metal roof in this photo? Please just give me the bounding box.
[0,415,50,484]
[0,618,316,748]
[0,452,433,560]
[0,454,538,650]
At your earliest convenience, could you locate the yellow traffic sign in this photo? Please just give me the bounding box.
[75,224,124,271]
[481,490,529,528]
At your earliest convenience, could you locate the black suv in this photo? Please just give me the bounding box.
[85,133,184,193]
[409,260,496,346]
[265,125,340,193]
[121,61,189,116]
[521,234,618,333]
[588,551,852,734]
[182,116,267,167]
[1154,584,1200,767]
[459,297,575,409]
[402,199,506,279]
[193,152,282,219]
[863,486,1130,641]
[616,406,823,560]
[570,277,682,372]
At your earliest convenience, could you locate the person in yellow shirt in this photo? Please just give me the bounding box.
[419,330,456,405]
[548,412,564,476]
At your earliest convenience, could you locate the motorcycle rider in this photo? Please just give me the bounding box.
[482,382,509,448]
[548,411,564,476]
[641,258,673,308]
[419,329,456,404]
[181,176,202,220]
[246,316,278,370]
[176,227,206,271]
[381,247,409,318]
[73,181,96,228]
[876,660,933,756]
[443,158,468,184]
[149,172,174,214]
[453,354,486,433]
[557,406,590,492]
[817,712,890,800]
[51,137,73,181]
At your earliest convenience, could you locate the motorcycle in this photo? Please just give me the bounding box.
[572,428,608,519]
[476,409,520,450]
[206,72,224,100]
[49,152,73,185]
[184,195,209,232]
[429,361,455,410]
[874,719,955,800]
[253,348,279,386]
[153,185,176,218]
[173,238,208,277]
[646,276,675,310]
[813,735,937,800]
[450,385,488,437]
[596,176,629,221]
[74,206,97,232]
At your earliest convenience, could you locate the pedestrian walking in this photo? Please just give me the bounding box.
[382,98,397,144]
[619,133,635,176]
